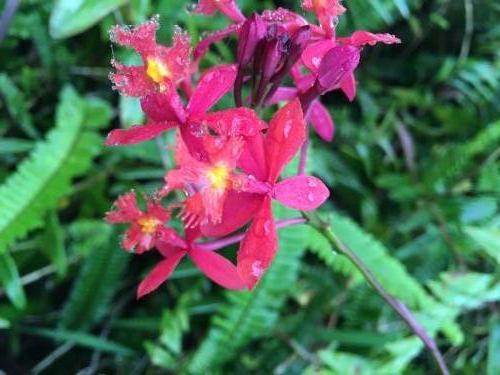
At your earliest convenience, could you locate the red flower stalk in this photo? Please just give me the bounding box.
[194,0,246,23]
[137,227,246,298]
[106,191,184,254]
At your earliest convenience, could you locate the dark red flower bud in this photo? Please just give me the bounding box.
[237,13,267,68]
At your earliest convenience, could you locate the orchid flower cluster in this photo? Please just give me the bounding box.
[105,0,400,297]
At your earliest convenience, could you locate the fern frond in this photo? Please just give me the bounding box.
[0,86,101,254]
[60,221,129,331]
[308,212,431,308]
[188,216,309,373]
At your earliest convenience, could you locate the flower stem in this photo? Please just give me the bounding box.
[303,211,450,375]
[196,217,307,251]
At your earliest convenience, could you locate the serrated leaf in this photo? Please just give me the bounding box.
[0,86,101,254]
[50,0,127,39]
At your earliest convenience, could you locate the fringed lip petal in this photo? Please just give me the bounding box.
[189,247,247,289]
[273,175,330,211]
[236,197,277,289]
[137,251,186,298]
[187,64,238,116]
[194,0,246,23]
[105,122,176,146]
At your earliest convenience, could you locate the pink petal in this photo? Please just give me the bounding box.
[201,191,262,237]
[106,191,142,223]
[199,107,267,137]
[110,61,155,97]
[265,99,306,182]
[301,40,335,74]
[340,72,356,102]
[187,64,237,116]
[137,251,185,298]
[110,16,159,57]
[156,241,184,258]
[140,89,186,123]
[266,87,299,106]
[237,197,277,289]
[193,24,241,62]
[106,122,175,146]
[273,175,330,211]
[189,247,247,290]
[308,100,335,141]
[339,31,401,47]
[239,133,267,181]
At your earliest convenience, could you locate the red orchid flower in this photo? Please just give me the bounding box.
[164,133,246,227]
[106,191,184,254]
[106,64,245,147]
[110,16,191,97]
[198,100,329,288]
[194,0,246,23]
[302,0,346,38]
[137,227,246,298]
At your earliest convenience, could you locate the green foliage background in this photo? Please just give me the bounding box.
[0,0,499,373]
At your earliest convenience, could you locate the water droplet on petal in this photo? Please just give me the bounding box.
[251,261,264,278]
[283,121,292,138]
[307,178,317,187]
[264,220,273,235]
[307,192,315,202]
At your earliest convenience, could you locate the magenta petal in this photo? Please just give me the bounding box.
[266,87,299,106]
[301,40,335,74]
[156,241,184,258]
[106,122,175,146]
[237,198,277,289]
[189,247,247,290]
[317,46,361,94]
[273,175,330,211]
[340,31,401,46]
[239,134,267,181]
[194,24,241,62]
[187,64,237,116]
[340,72,356,102]
[308,100,335,142]
[201,191,262,237]
[137,251,185,298]
[140,90,186,123]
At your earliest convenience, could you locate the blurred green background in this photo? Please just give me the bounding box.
[0,0,499,373]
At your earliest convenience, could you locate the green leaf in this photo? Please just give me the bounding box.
[60,224,129,331]
[309,212,431,308]
[0,252,26,309]
[39,211,67,277]
[0,317,10,329]
[488,320,500,375]
[464,226,500,264]
[50,0,127,39]
[0,86,101,255]
[25,327,135,356]
[0,139,33,154]
[0,74,38,138]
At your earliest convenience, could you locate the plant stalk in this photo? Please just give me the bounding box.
[303,211,450,375]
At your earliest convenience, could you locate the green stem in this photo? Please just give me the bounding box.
[303,211,450,375]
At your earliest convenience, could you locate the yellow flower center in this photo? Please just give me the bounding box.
[137,216,160,235]
[146,57,171,84]
[206,164,230,191]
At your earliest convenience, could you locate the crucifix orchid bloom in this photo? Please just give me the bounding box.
[105,0,400,296]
